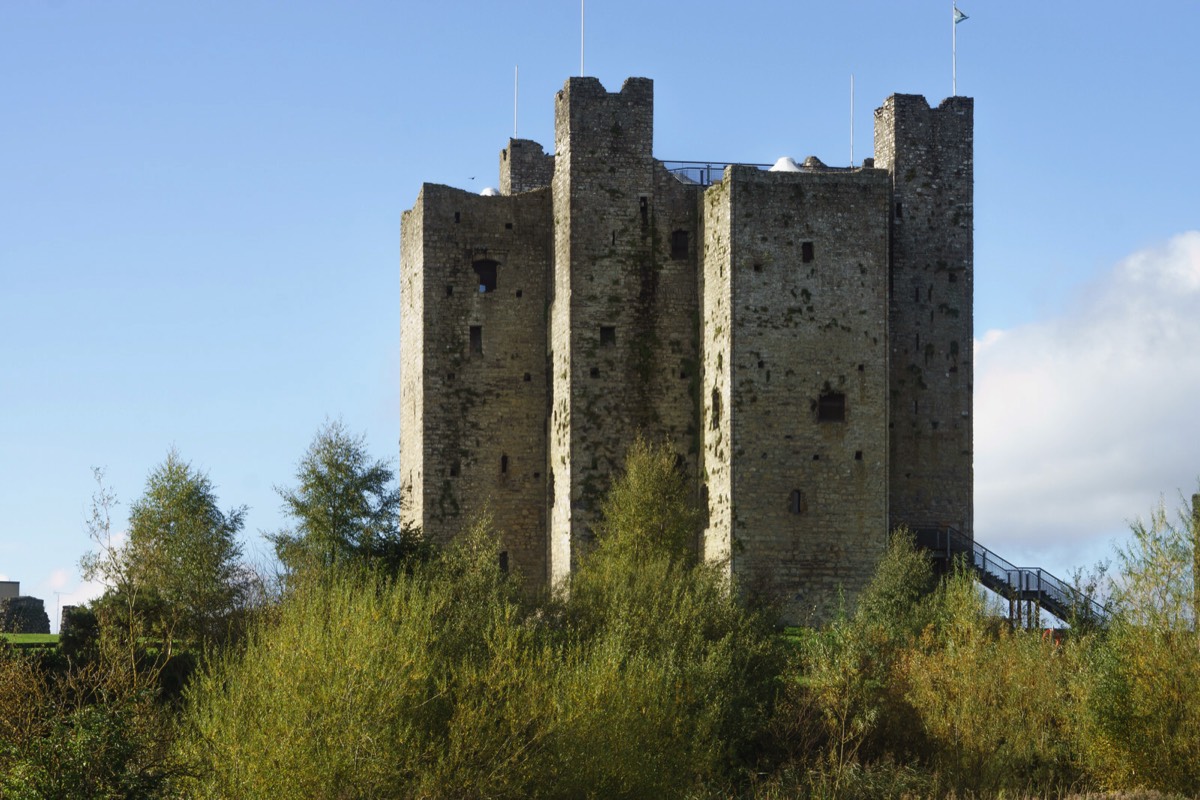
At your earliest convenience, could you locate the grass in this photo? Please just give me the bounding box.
[2,633,59,648]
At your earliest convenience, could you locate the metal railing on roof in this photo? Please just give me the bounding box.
[662,159,865,187]
[661,161,770,187]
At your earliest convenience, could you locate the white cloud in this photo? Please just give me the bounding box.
[975,232,1200,573]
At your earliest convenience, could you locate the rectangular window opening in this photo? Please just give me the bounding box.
[817,391,846,423]
[501,454,509,474]
[801,241,814,263]
[473,259,499,293]
[498,551,509,573]
[789,489,806,514]
[469,325,483,355]
[670,230,689,260]
[600,326,616,347]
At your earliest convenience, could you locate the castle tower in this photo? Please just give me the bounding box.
[700,163,892,621]
[400,181,553,582]
[400,78,975,616]
[874,95,974,538]
[547,77,701,585]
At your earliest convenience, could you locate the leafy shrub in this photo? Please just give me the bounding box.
[181,441,783,799]
[1071,495,1200,795]
[899,570,1081,794]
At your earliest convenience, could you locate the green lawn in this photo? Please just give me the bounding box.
[2,633,59,647]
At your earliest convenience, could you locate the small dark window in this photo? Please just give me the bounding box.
[473,259,499,293]
[501,454,509,474]
[855,451,863,461]
[639,196,649,226]
[499,551,509,573]
[670,230,689,260]
[894,202,903,220]
[449,461,460,477]
[446,284,453,297]
[710,388,721,429]
[446,372,455,381]
[753,263,763,273]
[590,366,600,378]
[600,326,616,347]
[523,372,531,382]
[801,241,814,263]
[469,325,483,355]
[817,392,846,422]
[505,222,513,230]
[789,490,806,514]
[454,211,461,223]
[949,272,958,283]
[515,289,523,298]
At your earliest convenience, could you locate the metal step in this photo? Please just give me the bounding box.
[912,526,1108,626]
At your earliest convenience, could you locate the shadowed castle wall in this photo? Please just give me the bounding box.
[874,95,974,539]
[548,77,701,585]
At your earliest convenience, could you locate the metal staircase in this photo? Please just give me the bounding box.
[912,526,1108,626]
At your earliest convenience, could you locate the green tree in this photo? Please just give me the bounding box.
[83,451,252,658]
[270,420,421,574]
[1073,491,1200,794]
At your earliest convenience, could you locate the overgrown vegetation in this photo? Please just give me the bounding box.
[2,433,1198,799]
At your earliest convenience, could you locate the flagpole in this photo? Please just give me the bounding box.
[580,0,585,77]
[952,1,957,96]
[514,65,519,139]
[850,74,855,167]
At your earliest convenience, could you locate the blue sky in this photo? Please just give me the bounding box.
[2,1,1198,628]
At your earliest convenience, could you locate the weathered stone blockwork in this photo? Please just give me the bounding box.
[401,77,973,621]
[874,95,974,539]
[702,165,891,621]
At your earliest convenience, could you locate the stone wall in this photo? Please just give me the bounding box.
[549,77,701,584]
[874,95,974,538]
[400,183,553,583]
[1,596,50,634]
[500,139,554,195]
[702,165,891,621]
[401,77,974,614]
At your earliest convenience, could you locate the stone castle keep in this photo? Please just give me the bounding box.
[401,77,973,619]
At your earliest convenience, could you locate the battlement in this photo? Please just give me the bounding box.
[500,139,554,195]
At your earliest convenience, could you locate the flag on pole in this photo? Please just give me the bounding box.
[954,7,968,23]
